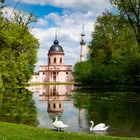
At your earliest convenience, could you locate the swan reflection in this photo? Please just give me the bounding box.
[91,130,107,135]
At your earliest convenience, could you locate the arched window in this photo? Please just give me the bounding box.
[53,86,56,95]
[54,58,56,63]
[53,103,56,109]
[60,58,62,63]
[59,103,61,108]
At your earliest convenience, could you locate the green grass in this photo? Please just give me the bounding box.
[0,122,139,140]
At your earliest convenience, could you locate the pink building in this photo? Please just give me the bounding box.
[29,37,73,83]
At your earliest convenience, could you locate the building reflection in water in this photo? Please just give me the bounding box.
[28,85,87,132]
[39,85,72,114]
[28,85,74,121]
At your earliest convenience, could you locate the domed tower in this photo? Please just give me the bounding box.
[48,35,64,66]
[36,32,73,83]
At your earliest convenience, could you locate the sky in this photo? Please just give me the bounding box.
[3,0,112,71]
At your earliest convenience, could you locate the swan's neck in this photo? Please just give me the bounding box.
[55,117,58,122]
[90,121,94,131]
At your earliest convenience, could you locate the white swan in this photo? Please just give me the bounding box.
[90,121,109,131]
[53,117,68,131]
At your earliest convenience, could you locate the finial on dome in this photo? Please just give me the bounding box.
[55,28,57,40]
[54,28,59,44]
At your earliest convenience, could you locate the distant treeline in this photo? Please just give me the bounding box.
[74,0,140,85]
[0,11,39,88]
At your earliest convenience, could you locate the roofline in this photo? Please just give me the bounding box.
[48,52,64,55]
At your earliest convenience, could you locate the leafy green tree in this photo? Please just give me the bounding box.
[74,10,140,85]
[110,0,140,52]
[74,60,93,84]
[0,11,39,88]
[89,11,138,64]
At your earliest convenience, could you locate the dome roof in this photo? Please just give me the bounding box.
[49,39,64,53]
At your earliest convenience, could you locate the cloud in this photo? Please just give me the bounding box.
[31,10,95,71]
[2,6,36,23]
[15,0,111,13]
[31,26,85,70]
[37,18,48,26]
[10,0,112,71]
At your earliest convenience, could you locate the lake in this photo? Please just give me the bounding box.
[0,85,140,138]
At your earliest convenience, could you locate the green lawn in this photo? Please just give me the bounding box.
[0,122,139,140]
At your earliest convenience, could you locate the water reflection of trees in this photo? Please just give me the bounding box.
[0,89,37,126]
[73,92,140,136]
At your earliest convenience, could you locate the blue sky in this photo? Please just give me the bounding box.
[4,0,112,71]
[7,1,63,18]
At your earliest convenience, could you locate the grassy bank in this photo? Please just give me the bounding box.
[0,122,139,140]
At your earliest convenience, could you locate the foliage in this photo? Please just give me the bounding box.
[74,60,93,84]
[110,0,140,51]
[0,11,39,88]
[74,10,140,85]
[72,90,140,134]
[0,88,37,126]
[0,122,139,140]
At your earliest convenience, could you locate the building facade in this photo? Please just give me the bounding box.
[29,38,73,83]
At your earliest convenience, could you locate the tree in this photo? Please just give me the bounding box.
[110,0,140,52]
[0,0,5,3]
[74,11,140,85]
[0,11,39,88]
[89,11,138,64]
[74,60,93,84]
[89,11,120,64]
[12,11,37,29]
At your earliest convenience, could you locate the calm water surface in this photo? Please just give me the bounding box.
[0,85,140,138]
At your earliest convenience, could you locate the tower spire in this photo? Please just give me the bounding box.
[54,28,59,44]
[81,24,85,36]
[80,24,86,62]
[55,28,57,40]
